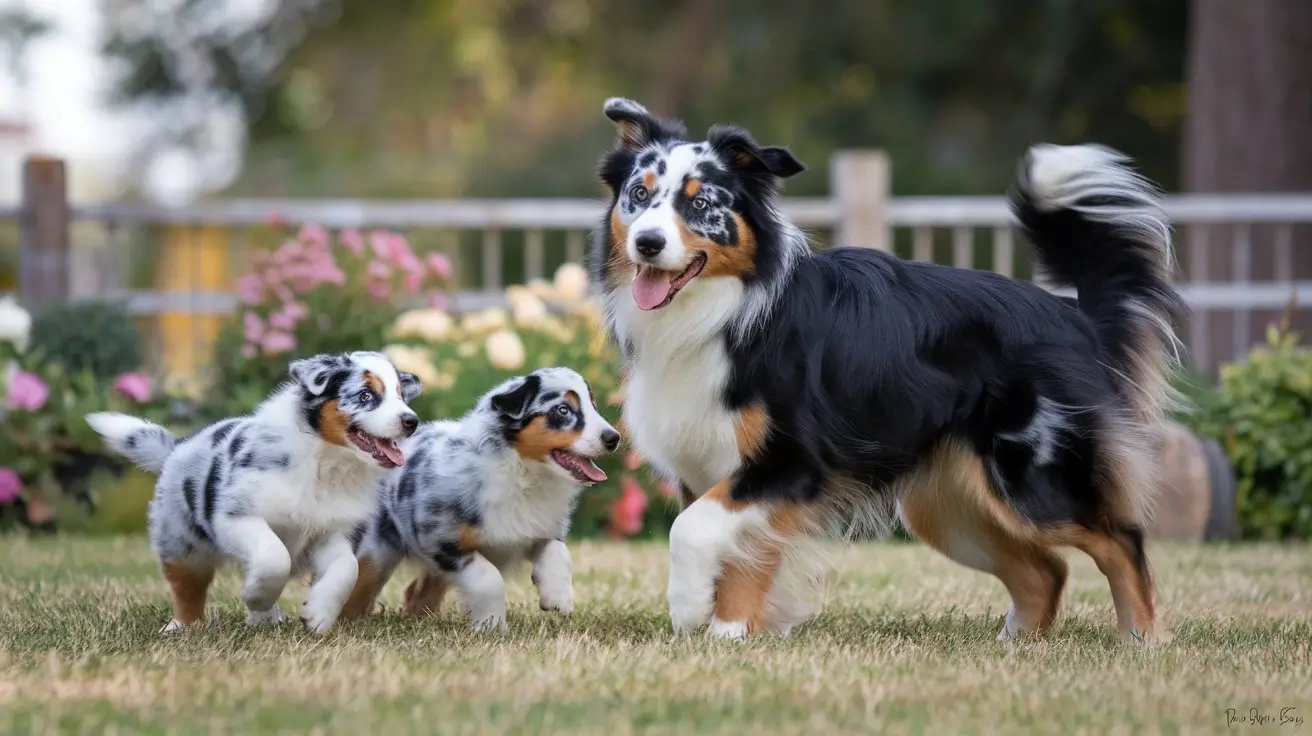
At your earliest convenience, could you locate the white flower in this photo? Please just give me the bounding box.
[511,293,549,330]
[553,263,590,302]
[0,297,32,352]
[527,278,557,301]
[382,344,441,387]
[485,329,526,371]
[391,308,453,342]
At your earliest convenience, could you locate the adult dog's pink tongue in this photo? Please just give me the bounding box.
[632,267,674,310]
[581,459,607,483]
[379,440,404,466]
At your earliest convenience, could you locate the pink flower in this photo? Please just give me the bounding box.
[243,312,266,343]
[426,291,448,311]
[236,274,265,305]
[241,343,257,359]
[426,252,453,280]
[114,372,152,403]
[273,285,295,303]
[0,467,21,505]
[402,271,424,295]
[273,238,303,264]
[608,477,649,539]
[298,223,329,249]
[368,231,395,259]
[261,331,296,355]
[281,301,309,321]
[6,370,49,411]
[269,311,296,330]
[659,481,680,500]
[367,282,391,301]
[366,259,391,281]
[266,213,287,229]
[340,228,365,257]
[624,452,642,471]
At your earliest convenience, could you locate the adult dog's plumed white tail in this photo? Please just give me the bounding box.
[85,412,177,474]
[1009,143,1187,423]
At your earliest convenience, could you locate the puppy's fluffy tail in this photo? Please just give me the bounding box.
[85,412,177,474]
[1010,143,1188,423]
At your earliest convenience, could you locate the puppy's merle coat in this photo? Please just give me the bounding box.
[343,367,621,631]
[87,351,421,634]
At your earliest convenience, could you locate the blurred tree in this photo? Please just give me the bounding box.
[1182,0,1312,352]
[100,0,1188,199]
[0,5,52,83]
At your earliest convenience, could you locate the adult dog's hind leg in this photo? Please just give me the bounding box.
[897,443,1069,642]
[1061,523,1156,646]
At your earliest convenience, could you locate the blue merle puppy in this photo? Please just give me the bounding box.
[341,367,621,631]
[86,351,422,635]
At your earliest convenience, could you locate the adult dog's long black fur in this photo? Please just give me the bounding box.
[593,98,1186,644]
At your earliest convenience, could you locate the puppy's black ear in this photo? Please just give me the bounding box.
[397,371,423,403]
[707,124,806,180]
[289,355,340,396]
[603,97,687,150]
[490,375,541,420]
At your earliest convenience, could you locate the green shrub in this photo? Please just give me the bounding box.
[28,299,143,381]
[1189,324,1312,540]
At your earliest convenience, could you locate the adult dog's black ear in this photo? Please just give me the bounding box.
[603,97,688,150]
[490,374,542,421]
[397,371,423,403]
[707,124,806,180]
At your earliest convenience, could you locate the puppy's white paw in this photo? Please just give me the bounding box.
[538,586,574,614]
[300,598,340,635]
[708,617,749,641]
[470,612,509,633]
[245,604,284,628]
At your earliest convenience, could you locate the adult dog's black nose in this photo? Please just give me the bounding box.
[634,231,665,259]
[601,429,621,452]
[400,413,420,437]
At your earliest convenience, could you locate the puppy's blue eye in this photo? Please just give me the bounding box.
[358,390,376,404]
[630,185,649,202]
[556,405,571,417]
[692,196,708,210]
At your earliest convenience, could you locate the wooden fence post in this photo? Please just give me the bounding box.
[19,155,71,311]
[830,150,890,250]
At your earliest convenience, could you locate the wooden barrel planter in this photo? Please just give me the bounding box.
[1147,421,1239,542]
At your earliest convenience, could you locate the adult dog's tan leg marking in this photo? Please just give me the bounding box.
[897,442,1069,641]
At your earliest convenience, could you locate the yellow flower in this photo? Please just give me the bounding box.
[382,344,441,387]
[553,262,590,302]
[456,341,478,358]
[485,329,526,371]
[430,372,457,391]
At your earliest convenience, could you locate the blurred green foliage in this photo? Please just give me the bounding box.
[28,300,144,382]
[1179,323,1312,540]
[100,0,1188,199]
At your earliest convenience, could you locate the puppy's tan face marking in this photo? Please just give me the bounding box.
[514,416,585,462]
[317,400,351,447]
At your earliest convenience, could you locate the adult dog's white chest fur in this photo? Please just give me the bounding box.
[609,277,747,494]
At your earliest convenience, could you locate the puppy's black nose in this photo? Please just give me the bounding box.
[601,429,621,452]
[634,231,665,259]
[400,413,419,437]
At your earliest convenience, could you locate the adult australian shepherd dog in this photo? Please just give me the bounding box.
[592,98,1185,646]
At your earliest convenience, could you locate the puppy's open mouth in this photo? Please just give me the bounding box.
[347,426,404,469]
[632,251,708,311]
[549,449,607,486]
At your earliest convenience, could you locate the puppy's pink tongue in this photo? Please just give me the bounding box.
[379,440,404,467]
[632,267,674,310]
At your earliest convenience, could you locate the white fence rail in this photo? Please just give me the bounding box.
[7,153,1312,375]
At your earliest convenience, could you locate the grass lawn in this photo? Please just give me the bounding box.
[1,536,1309,735]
